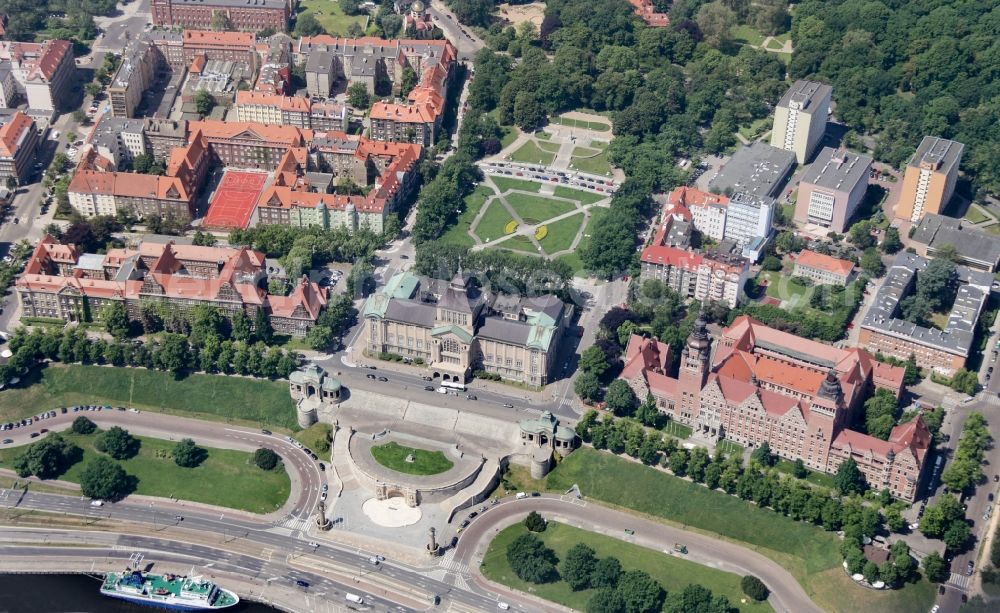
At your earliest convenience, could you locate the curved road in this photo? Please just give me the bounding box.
[455,495,823,613]
[2,409,321,523]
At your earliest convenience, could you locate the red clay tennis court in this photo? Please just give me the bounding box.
[203,170,269,230]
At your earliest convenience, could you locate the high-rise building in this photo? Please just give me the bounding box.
[794,147,872,232]
[770,80,831,164]
[895,136,963,223]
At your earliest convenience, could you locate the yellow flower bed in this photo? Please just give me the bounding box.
[534,226,548,240]
[504,220,518,234]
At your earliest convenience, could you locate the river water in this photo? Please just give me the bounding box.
[0,574,283,612]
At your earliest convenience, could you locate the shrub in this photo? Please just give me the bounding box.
[95,426,139,460]
[524,510,547,532]
[506,533,558,583]
[71,416,97,435]
[172,438,207,468]
[741,575,769,601]
[253,447,280,471]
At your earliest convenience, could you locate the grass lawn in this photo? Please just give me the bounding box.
[773,459,836,489]
[491,176,542,194]
[0,365,297,430]
[297,0,367,34]
[964,205,992,224]
[773,32,792,44]
[765,38,785,50]
[553,186,606,205]
[439,185,494,249]
[506,192,576,224]
[732,24,766,46]
[499,235,540,254]
[717,440,745,456]
[482,521,773,613]
[292,423,332,455]
[739,117,772,141]
[0,431,290,513]
[509,141,556,166]
[569,147,613,176]
[557,207,610,275]
[663,420,693,439]
[473,199,514,243]
[549,115,611,132]
[761,271,813,305]
[538,214,584,255]
[370,441,453,476]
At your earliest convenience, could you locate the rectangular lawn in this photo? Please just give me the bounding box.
[570,147,613,176]
[482,521,772,613]
[506,192,576,224]
[0,365,298,429]
[557,207,610,274]
[554,185,607,205]
[491,176,541,194]
[509,141,556,166]
[0,431,290,513]
[538,213,583,255]
[297,0,367,34]
[549,115,611,132]
[473,199,514,244]
[439,185,494,249]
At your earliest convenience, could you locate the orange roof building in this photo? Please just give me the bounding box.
[627,0,670,26]
[0,39,75,111]
[17,237,326,338]
[793,249,855,285]
[0,110,40,185]
[235,92,312,128]
[617,315,924,500]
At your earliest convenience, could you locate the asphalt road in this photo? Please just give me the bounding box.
[454,495,822,613]
[426,1,484,62]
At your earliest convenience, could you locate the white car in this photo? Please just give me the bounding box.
[90,500,104,507]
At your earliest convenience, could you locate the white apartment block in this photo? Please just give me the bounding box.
[724,192,774,247]
[689,201,727,242]
[770,80,832,164]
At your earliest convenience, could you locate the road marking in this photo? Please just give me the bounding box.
[947,572,970,590]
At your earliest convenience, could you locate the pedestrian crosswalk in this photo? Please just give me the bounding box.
[277,515,312,533]
[981,393,1000,408]
[947,572,971,590]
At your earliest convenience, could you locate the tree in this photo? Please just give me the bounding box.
[347,82,371,109]
[506,533,558,583]
[922,551,949,583]
[172,438,207,468]
[604,380,638,417]
[696,2,736,49]
[864,388,900,440]
[587,589,624,613]
[562,544,597,591]
[254,447,280,471]
[761,255,782,271]
[859,248,885,277]
[102,302,130,339]
[210,10,231,31]
[616,570,665,613]
[191,230,217,247]
[740,575,769,601]
[294,12,325,37]
[792,458,808,478]
[848,220,876,250]
[231,310,252,343]
[305,324,334,350]
[881,227,902,254]
[591,556,622,588]
[194,90,215,117]
[12,434,80,479]
[72,416,97,435]
[95,426,139,460]
[524,510,547,532]
[513,90,546,132]
[579,345,610,378]
[834,458,867,495]
[943,520,971,552]
[750,442,776,467]
[948,368,978,395]
[156,334,191,376]
[254,308,274,344]
[920,495,964,539]
[79,456,130,501]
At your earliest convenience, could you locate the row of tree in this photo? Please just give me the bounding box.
[228,224,386,279]
[1,327,301,386]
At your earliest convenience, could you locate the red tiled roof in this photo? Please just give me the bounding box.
[182,30,254,48]
[25,39,70,83]
[0,111,34,158]
[235,91,311,113]
[795,250,855,277]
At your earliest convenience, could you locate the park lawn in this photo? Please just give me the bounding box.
[0,431,290,513]
[807,567,936,613]
[538,214,584,255]
[0,365,298,430]
[716,440,744,456]
[473,199,514,243]
[544,448,841,578]
[370,441,453,476]
[732,24,766,46]
[739,117,772,141]
[557,207,610,275]
[491,176,542,194]
[760,271,813,305]
[297,0,367,34]
[549,115,611,132]
[439,185,494,249]
[482,521,773,613]
[773,31,792,44]
[506,192,576,224]
[499,235,540,254]
[773,459,836,489]
[964,205,991,224]
[662,420,693,439]
[553,186,606,205]
[765,38,785,50]
[292,423,332,456]
[509,141,556,166]
[570,147,613,176]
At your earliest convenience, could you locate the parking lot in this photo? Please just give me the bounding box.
[478,161,619,194]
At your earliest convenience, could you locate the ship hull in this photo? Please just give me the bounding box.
[100,587,240,611]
